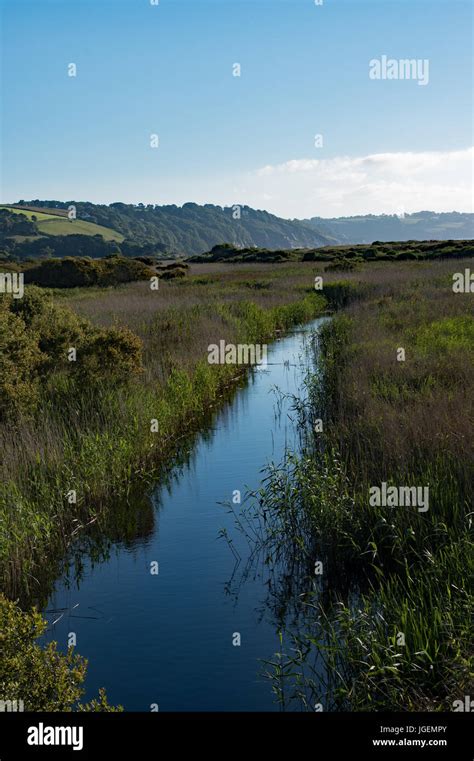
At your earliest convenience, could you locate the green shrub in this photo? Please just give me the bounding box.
[0,287,143,420]
[160,267,186,280]
[0,301,43,417]
[94,257,154,286]
[23,256,154,288]
[0,595,120,711]
[396,251,418,260]
[324,259,356,272]
[24,258,98,288]
[322,280,362,309]
[77,327,143,384]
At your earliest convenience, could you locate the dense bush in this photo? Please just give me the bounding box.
[159,266,187,280]
[0,595,120,711]
[23,256,155,288]
[324,258,356,272]
[396,251,418,260]
[0,287,142,420]
[322,280,363,309]
[0,303,43,417]
[302,239,474,264]
[133,255,157,265]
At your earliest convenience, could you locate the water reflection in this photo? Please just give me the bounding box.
[40,318,329,711]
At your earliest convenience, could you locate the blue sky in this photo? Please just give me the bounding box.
[1,0,472,217]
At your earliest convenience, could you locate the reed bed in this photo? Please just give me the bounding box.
[1,263,332,600]
[231,257,474,710]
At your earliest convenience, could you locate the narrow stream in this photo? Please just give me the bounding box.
[42,317,328,711]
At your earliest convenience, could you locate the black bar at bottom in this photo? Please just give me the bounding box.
[0,712,472,759]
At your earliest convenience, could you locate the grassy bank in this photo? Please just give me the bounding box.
[238,258,473,710]
[1,264,332,601]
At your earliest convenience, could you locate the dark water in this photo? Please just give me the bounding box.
[42,317,328,711]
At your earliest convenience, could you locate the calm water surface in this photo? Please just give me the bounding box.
[42,317,328,711]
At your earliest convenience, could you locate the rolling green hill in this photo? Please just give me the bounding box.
[0,206,124,242]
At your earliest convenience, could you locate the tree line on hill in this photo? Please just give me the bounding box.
[2,204,473,262]
[304,211,474,243]
[7,201,333,254]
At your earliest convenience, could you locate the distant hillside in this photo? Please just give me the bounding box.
[305,211,474,244]
[14,200,334,254]
[4,202,473,261]
[0,205,124,242]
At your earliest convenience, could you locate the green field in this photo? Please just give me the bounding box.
[0,206,124,242]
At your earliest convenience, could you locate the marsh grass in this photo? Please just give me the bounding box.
[1,265,332,600]
[232,258,474,710]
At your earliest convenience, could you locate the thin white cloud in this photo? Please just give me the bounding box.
[243,147,473,218]
[8,148,472,220]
